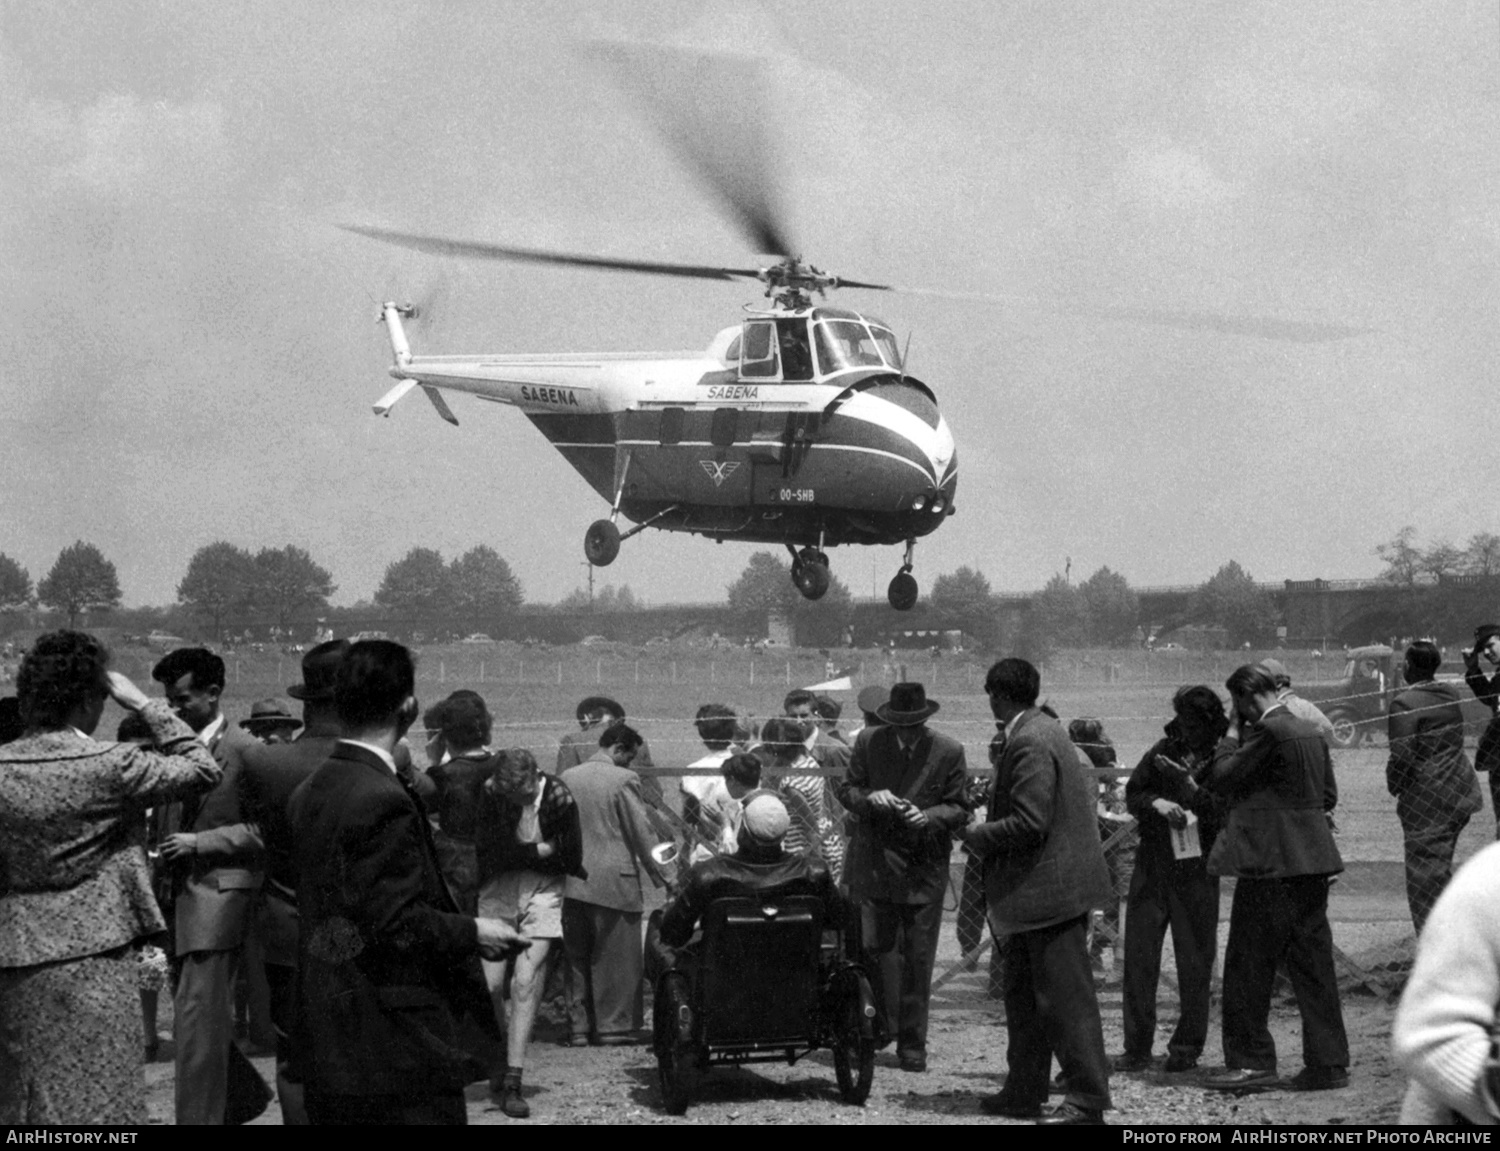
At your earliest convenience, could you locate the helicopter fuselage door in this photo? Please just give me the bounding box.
[738,319,780,381]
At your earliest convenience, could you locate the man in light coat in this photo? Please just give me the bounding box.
[153,647,264,1126]
[559,723,669,1044]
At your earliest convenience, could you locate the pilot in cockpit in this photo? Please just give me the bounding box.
[777,321,814,381]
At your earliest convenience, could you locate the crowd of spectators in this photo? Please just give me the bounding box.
[3,625,1499,1126]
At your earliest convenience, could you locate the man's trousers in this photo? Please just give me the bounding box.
[1221,875,1349,1072]
[1121,863,1220,1061]
[174,948,237,1125]
[999,913,1112,1112]
[562,899,643,1039]
[862,899,943,1063]
[1400,814,1470,935]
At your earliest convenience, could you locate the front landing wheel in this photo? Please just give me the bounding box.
[584,520,621,567]
[887,570,918,611]
[794,560,831,601]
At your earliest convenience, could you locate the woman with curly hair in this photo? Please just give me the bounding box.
[1112,685,1231,1075]
[0,631,221,1124]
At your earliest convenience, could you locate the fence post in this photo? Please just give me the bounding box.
[596,658,601,685]
[711,663,716,683]
[635,660,639,684]
[750,662,755,685]
[277,658,283,684]
[786,661,790,684]
[235,661,240,684]
[517,660,522,683]
[557,662,562,685]
[479,661,484,682]
[440,660,445,684]
[671,661,676,684]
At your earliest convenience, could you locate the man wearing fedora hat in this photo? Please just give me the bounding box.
[240,698,302,745]
[236,639,348,1123]
[837,682,970,1074]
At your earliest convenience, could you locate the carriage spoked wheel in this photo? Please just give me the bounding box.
[654,973,696,1115]
[831,972,876,1104]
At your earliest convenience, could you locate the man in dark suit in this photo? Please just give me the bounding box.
[1195,663,1349,1094]
[559,722,669,1044]
[153,647,265,1126]
[288,640,526,1125]
[836,682,969,1073]
[237,639,348,1125]
[959,658,1113,1125]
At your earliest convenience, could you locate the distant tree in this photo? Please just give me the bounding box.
[726,551,851,644]
[556,586,593,612]
[1080,566,1138,646]
[1465,532,1500,577]
[38,541,122,627]
[177,541,256,640]
[374,547,452,617]
[1419,539,1464,581]
[0,552,32,610]
[1376,526,1423,587]
[727,551,797,614]
[1191,560,1277,647]
[930,566,998,647]
[1028,573,1090,655]
[613,585,641,611]
[448,545,523,617]
[251,545,335,632]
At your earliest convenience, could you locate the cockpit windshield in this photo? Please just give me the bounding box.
[814,320,891,372]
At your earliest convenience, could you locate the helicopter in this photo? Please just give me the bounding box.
[347,40,1363,612]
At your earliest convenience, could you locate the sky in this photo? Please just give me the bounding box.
[1,0,1495,609]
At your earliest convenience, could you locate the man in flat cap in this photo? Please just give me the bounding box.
[837,682,969,1074]
[1256,658,1335,747]
[240,698,302,745]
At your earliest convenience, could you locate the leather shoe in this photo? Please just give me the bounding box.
[899,1055,927,1073]
[979,1093,1043,1118]
[1037,1102,1105,1125]
[593,1032,644,1047]
[1287,1066,1349,1092]
[1111,1052,1152,1073]
[1164,1052,1199,1074]
[1205,1067,1278,1091]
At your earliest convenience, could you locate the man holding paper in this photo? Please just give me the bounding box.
[1115,686,1232,1075]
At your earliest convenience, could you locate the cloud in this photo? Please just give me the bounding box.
[1115,141,1238,216]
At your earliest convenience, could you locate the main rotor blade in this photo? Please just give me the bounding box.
[890,285,1370,343]
[342,224,764,284]
[585,39,793,257]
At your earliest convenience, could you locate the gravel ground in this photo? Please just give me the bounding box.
[141,978,1408,1126]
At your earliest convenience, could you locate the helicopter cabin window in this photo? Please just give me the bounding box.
[710,407,739,447]
[659,407,684,445]
[776,319,813,381]
[739,321,779,378]
[815,320,889,372]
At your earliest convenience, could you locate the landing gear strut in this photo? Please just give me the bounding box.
[887,538,919,611]
[788,544,831,602]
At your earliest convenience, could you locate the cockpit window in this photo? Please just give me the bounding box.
[871,327,903,371]
[815,320,888,371]
[740,321,779,378]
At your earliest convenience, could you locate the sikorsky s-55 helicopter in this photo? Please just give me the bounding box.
[347,40,1362,611]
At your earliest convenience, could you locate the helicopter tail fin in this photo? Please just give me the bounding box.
[373,301,460,425]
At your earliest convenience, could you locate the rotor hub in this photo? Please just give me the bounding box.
[758,258,840,309]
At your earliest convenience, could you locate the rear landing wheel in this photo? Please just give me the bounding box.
[887,569,918,611]
[584,520,621,566]
[793,560,831,601]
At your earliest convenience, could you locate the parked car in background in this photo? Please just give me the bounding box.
[1296,644,1492,749]
[460,633,494,644]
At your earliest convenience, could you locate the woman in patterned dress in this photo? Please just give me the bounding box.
[0,631,221,1124]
